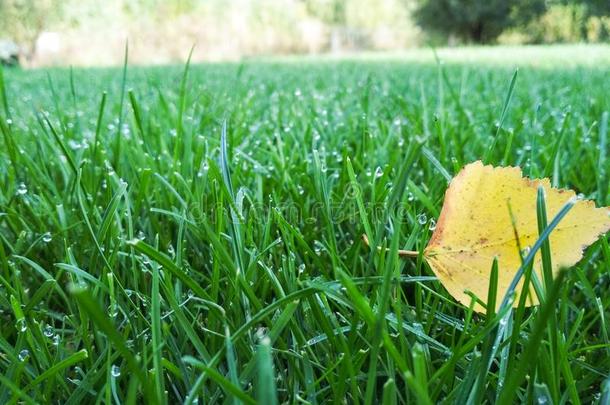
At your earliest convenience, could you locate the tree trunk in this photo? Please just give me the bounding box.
[471,22,484,43]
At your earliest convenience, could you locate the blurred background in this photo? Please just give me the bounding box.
[0,0,609,67]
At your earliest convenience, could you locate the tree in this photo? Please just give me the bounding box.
[578,0,610,16]
[413,0,547,44]
[567,0,610,39]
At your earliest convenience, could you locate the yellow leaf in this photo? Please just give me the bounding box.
[424,161,610,312]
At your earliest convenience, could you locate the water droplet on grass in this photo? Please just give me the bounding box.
[68,140,82,150]
[43,325,54,337]
[313,240,325,256]
[429,219,437,231]
[16,318,27,332]
[42,232,52,243]
[108,304,118,318]
[18,349,29,361]
[111,364,121,377]
[17,183,27,195]
[417,213,427,225]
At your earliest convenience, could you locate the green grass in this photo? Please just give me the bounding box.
[0,46,609,403]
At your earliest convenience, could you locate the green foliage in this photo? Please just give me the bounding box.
[415,0,610,45]
[0,47,609,402]
[530,3,591,43]
[501,2,610,44]
[577,0,610,17]
[414,0,547,43]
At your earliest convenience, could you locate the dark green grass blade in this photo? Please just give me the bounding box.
[256,338,278,405]
[112,41,129,168]
[597,111,608,206]
[70,286,155,403]
[484,69,518,163]
[497,270,567,405]
[536,186,561,401]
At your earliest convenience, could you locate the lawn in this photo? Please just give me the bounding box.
[0,45,609,403]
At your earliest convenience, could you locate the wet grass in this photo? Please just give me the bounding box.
[0,48,609,403]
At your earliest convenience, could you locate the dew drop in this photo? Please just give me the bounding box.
[18,349,29,361]
[417,213,427,225]
[42,232,52,243]
[17,182,28,196]
[111,364,121,377]
[374,166,383,178]
[68,140,82,150]
[108,304,119,318]
[43,325,54,337]
[313,240,324,256]
[16,318,27,332]
[428,219,437,231]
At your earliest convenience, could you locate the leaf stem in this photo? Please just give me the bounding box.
[361,234,420,258]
